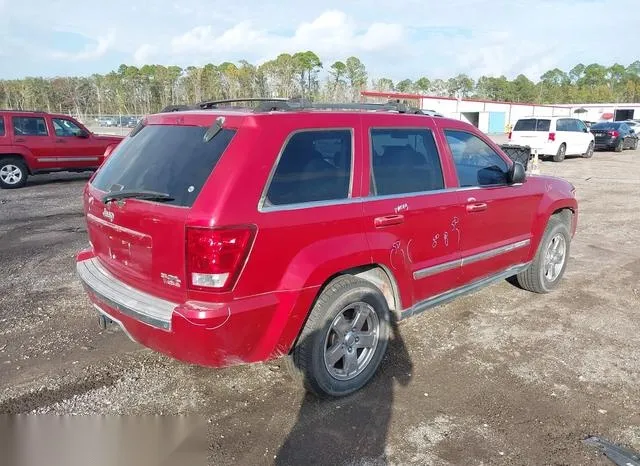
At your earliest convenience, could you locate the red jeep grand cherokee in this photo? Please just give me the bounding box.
[76,99,578,397]
[0,110,123,189]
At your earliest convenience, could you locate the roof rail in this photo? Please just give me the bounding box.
[157,97,437,116]
[0,109,47,113]
[197,98,289,110]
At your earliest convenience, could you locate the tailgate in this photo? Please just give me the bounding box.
[84,122,237,302]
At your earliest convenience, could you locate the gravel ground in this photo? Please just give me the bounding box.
[1,147,639,465]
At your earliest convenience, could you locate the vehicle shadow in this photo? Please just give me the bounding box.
[275,319,412,466]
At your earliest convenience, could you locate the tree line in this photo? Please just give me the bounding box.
[2,51,640,118]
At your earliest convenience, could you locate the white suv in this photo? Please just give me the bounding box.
[509,117,595,162]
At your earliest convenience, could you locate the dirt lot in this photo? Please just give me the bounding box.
[1,148,639,465]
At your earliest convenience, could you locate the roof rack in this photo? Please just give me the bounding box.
[157,97,438,116]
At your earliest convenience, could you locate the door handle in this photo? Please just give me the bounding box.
[374,214,405,227]
[466,202,488,213]
[55,139,67,143]
[14,138,25,142]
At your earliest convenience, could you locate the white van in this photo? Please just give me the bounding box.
[509,117,595,162]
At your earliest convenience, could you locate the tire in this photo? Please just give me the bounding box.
[0,157,28,189]
[633,139,638,150]
[516,215,571,294]
[614,139,624,152]
[286,275,390,398]
[583,142,594,158]
[553,143,566,162]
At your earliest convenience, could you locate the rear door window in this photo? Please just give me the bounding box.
[265,130,352,207]
[91,125,236,207]
[0,117,4,136]
[12,117,48,136]
[370,128,444,196]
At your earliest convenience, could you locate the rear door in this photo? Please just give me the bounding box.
[50,117,102,168]
[361,116,465,310]
[619,123,634,148]
[11,115,54,166]
[85,122,237,302]
[442,128,541,284]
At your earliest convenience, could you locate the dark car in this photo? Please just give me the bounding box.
[590,122,639,152]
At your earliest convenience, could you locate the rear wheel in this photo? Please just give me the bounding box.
[286,275,390,398]
[583,142,594,158]
[615,139,624,152]
[516,215,571,294]
[553,143,566,162]
[0,158,28,189]
[633,139,639,150]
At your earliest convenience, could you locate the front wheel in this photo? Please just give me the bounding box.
[633,139,638,150]
[286,275,390,398]
[553,143,566,162]
[583,142,594,158]
[516,215,571,294]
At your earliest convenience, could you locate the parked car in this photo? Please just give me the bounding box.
[75,99,578,398]
[0,110,124,189]
[623,120,640,136]
[590,121,639,152]
[508,116,594,162]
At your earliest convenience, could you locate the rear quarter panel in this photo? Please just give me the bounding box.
[186,113,372,354]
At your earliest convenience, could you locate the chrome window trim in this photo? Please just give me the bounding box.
[368,126,446,197]
[413,238,531,280]
[402,262,531,319]
[257,127,355,213]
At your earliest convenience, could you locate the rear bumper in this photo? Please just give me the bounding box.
[76,255,316,367]
[594,138,617,149]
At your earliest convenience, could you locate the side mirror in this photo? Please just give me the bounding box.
[583,128,589,133]
[76,130,90,138]
[508,161,526,184]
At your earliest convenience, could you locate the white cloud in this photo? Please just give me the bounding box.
[169,10,407,65]
[133,44,157,64]
[51,30,115,62]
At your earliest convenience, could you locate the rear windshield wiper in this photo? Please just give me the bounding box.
[103,190,175,204]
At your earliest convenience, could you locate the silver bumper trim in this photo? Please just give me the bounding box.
[77,257,175,331]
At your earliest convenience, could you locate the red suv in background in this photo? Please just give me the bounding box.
[76,99,578,398]
[0,110,123,189]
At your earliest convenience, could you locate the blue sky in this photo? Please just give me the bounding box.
[1,0,637,82]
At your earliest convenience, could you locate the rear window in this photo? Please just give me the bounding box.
[0,117,4,136]
[91,124,236,207]
[591,123,620,130]
[513,119,551,132]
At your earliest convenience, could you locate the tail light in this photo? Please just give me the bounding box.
[608,130,619,138]
[548,132,556,142]
[508,132,512,140]
[103,144,117,160]
[186,226,256,292]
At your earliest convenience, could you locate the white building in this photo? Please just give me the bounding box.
[555,103,640,124]
[361,91,640,134]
